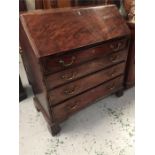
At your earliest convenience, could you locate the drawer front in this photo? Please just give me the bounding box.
[49,62,125,105]
[45,50,127,89]
[42,38,128,74]
[52,76,124,123]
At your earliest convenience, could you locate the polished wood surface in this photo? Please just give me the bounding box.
[53,76,124,123]
[49,62,125,105]
[20,6,130,135]
[45,50,127,89]
[20,20,52,119]
[20,5,130,57]
[42,38,128,74]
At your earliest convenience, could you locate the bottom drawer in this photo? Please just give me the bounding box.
[52,76,124,123]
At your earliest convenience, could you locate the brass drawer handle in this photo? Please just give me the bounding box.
[110,42,123,51]
[67,100,79,112]
[61,72,77,81]
[59,56,76,67]
[109,55,119,63]
[108,69,117,77]
[64,86,76,95]
[70,104,78,110]
[108,84,115,90]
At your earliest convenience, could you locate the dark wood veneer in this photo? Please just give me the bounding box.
[20,6,130,57]
[45,50,127,89]
[49,62,125,105]
[52,75,124,123]
[20,6,130,136]
[125,22,135,88]
[42,37,128,74]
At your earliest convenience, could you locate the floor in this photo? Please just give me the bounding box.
[19,58,135,155]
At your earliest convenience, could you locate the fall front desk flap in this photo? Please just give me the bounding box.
[20,5,130,57]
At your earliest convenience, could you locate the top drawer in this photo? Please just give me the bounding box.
[41,38,128,75]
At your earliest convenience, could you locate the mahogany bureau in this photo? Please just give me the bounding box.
[20,5,130,136]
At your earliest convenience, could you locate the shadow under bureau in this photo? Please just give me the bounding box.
[20,5,130,136]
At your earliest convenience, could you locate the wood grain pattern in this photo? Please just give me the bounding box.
[52,75,124,123]
[20,20,53,120]
[42,38,128,74]
[20,6,130,135]
[45,50,127,89]
[49,63,125,105]
[20,5,130,57]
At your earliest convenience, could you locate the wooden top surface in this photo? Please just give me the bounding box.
[20,5,130,57]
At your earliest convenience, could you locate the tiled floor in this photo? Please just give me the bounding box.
[19,59,135,155]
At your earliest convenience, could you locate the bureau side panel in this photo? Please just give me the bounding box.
[19,21,52,122]
[125,23,135,88]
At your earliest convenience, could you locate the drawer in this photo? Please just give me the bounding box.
[52,76,124,123]
[49,62,125,105]
[45,50,127,89]
[42,38,128,74]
